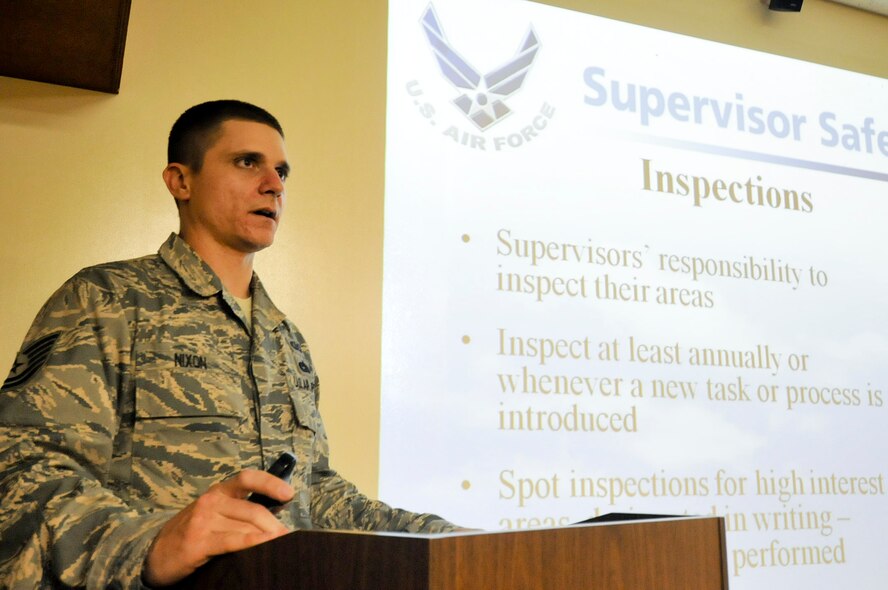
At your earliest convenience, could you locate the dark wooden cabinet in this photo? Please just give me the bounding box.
[0,0,131,93]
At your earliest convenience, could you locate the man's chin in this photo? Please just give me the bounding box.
[245,240,274,253]
[227,239,272,257]
[239,230,277,253]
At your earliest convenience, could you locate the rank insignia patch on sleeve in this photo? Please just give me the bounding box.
[1,332,61,392]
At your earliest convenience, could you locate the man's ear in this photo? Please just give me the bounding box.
[163,163,192,204]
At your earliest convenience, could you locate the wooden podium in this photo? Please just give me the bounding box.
[174,516,728,589]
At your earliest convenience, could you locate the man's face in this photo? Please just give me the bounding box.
[179,119,290,255]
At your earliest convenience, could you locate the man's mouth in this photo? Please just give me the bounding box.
[252,208,277,220]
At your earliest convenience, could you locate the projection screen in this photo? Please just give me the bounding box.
[380,1,888,588]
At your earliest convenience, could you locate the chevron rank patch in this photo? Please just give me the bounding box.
[1,332,61,392]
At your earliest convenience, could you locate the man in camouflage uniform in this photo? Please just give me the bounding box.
[0,101,455,589]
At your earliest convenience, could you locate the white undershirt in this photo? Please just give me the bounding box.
[232,295,253,329]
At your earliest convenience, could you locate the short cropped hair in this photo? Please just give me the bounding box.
[167,100,284,171]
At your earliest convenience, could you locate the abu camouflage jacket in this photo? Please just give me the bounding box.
[0,234,453,589]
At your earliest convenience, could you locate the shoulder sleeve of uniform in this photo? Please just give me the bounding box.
[3,270,125,394]
[0,271,165,588]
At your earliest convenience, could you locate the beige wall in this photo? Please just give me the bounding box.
[0,0,885,499]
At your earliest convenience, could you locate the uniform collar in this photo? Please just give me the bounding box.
[250,275,288,332]
[158,233,223,297]
[158,233,288,331]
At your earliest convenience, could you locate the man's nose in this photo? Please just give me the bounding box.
[261,167,284,196]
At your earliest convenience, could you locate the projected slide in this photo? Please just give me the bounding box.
[380,1,887,588]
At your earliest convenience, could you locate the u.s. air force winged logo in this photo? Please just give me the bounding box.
[421,4,540,131]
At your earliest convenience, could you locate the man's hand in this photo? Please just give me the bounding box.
[142,469,295,587]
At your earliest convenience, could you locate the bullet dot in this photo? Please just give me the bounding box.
[462,335,471,344]
[461,480,471,490]
[461,234,471,243]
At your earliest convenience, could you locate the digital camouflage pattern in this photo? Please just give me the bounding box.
[0,234,454,589]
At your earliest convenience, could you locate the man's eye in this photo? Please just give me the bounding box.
[277,169,288,181]
[237,157,256,167]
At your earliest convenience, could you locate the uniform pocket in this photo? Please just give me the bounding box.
[131,341,249,508]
